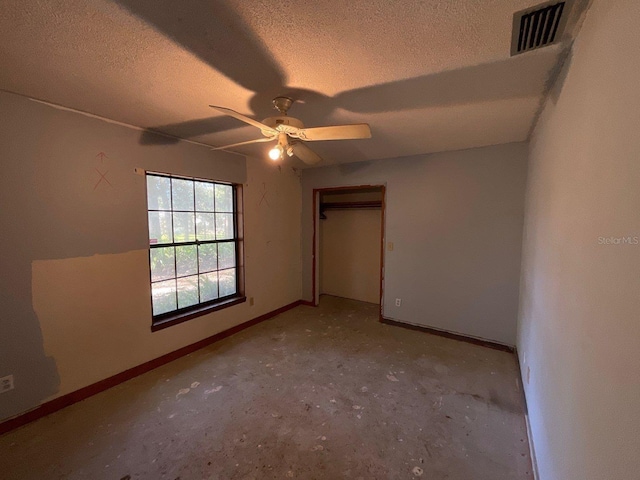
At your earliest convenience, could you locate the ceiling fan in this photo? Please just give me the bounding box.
[209,97,372,165]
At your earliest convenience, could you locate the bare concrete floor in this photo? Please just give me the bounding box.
[1,296,533,479]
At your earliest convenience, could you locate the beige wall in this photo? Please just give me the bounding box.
[30,157,302,399]
[320,208,382,304]
[0,91,302,420]
[517,1,640,479]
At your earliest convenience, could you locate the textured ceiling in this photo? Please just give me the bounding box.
[0,0,588,166]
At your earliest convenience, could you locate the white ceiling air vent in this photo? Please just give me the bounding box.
[511,1,571,56]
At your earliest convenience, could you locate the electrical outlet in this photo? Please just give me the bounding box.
[0,375,14,393]
[395,298,402,307]
[249,297,254,306]
[388,242,394,251]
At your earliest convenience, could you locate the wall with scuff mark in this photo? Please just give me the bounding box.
[518,1,640,478]
[302,143,528,346]
[0,90,301,421]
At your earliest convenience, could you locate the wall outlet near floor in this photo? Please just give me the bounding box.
[249,297,254,306]
[395,298,402,307]
[0,375,14,393]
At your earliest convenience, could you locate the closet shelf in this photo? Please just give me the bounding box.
[320,201,382,210]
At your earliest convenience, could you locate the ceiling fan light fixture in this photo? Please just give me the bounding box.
[268,144,283,161]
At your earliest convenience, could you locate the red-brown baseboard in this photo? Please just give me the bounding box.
[380,317,515,353]
[299,300,316,307]
[0,300,304,436]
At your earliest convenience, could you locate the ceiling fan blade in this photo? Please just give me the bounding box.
[211,137,275,151]
[292,142,322,165]
[296,124,371,141]
[209,106,277,135]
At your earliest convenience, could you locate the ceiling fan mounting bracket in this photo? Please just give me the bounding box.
[272,96,294,115]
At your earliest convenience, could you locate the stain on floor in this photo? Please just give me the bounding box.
[0,296,533,479]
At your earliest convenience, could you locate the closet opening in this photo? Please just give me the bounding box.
[312,185,386,317]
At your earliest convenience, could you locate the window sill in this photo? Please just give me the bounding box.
[151,296,247,332]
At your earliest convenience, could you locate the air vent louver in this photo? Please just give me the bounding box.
[511,1,569,56]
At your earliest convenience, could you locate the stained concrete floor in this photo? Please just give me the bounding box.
[1,296,533,479]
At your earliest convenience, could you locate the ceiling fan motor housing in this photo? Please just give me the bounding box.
[260,116,304,137]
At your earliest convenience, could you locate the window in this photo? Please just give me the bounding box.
[146,173,243,329]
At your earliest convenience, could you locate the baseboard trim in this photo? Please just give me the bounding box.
[380,317,515,353]
[299,300,316,307]
[515,349,539,480]
[0,299,303,436]
[524,411,540,480]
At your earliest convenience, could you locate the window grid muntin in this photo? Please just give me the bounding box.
[147,173,239,319]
